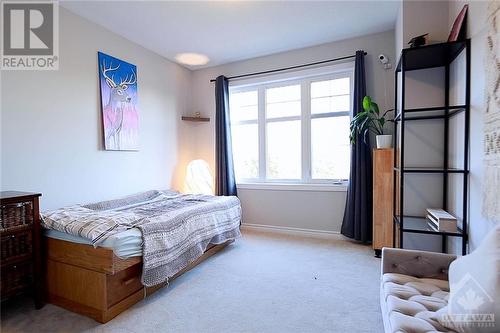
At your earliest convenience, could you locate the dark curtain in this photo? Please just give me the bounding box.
[341,51,373,243]
[215,75,237,196]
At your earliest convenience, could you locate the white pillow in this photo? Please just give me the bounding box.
[438,225,499,333]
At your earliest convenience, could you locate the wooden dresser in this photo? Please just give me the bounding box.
[0,191,44,308]
[372,149,394,257]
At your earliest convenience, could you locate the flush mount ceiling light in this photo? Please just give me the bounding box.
[175,53,210,66]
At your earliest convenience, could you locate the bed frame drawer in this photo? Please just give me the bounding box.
[47,258,145,323]
[107,263,142,307]
[46,237,234,323]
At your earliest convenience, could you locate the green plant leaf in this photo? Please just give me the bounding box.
[363,96,371,111]
[360,116,371,131]
[349,126,358,144]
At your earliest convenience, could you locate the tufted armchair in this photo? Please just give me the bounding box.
[380,225,499,333]
[380,248,457,333]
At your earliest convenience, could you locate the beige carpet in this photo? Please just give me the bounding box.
[1,229,383,333]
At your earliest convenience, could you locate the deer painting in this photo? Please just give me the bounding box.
[98,52,139,151]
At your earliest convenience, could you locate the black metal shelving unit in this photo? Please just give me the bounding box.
[393,40,470,255]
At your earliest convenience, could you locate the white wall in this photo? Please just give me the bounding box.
[187,30,395,233]
[395,1,404,55]
[395,0,450,55]
[403,0,450,46]
[0,8,192,210]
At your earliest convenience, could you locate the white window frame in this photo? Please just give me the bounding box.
[229,62,354,191]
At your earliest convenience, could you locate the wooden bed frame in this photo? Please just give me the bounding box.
[44,237,233,323]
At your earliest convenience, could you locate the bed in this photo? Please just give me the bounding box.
[42,190,241,323]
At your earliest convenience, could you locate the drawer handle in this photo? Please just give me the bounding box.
[122,277,137,286]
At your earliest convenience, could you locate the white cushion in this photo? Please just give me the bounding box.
[382,273,452,332]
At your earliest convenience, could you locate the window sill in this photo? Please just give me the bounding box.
[236,182,348,192]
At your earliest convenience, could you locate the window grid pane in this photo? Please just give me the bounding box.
[266,84,301,119]
[311,77,350,98]
[267,120,301,179]
[230,90,258,122]
[311,95,350,114]
[266,85,300,103]
[231,123,259,180]
[311,116,350,180]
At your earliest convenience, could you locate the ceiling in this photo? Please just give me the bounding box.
[61,1,400,69]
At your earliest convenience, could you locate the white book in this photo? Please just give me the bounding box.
[426,208,457,222]
[426,210,457,233]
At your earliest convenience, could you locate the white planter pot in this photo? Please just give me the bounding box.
[376,135,392,149]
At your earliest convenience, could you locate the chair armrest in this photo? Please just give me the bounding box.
[381,247,456,280]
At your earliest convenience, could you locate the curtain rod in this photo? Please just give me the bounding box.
[209,51,366,83]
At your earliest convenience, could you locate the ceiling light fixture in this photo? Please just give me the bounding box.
[175,53,210,66]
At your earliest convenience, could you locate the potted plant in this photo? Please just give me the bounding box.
[349,96,393,149]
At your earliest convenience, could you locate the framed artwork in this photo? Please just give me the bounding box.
[448,4,468,42]
[98,52,139,151]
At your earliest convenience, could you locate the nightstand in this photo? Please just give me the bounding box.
[1,191,44,309]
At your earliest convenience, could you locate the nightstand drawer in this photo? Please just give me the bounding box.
[1,225,33,264]
[0,202,33,228]
[1,261,33,298]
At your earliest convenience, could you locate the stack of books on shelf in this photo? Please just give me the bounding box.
[426,208,458,232]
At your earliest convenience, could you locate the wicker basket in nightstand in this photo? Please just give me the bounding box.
[0,191,43,309]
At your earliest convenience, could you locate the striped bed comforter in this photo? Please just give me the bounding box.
[41,190,241,287]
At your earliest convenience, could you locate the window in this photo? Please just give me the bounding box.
[229,66,353,187]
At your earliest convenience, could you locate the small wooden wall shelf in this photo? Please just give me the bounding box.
[181,116,210,122]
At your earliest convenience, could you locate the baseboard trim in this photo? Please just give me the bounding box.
[241,223,344,240]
